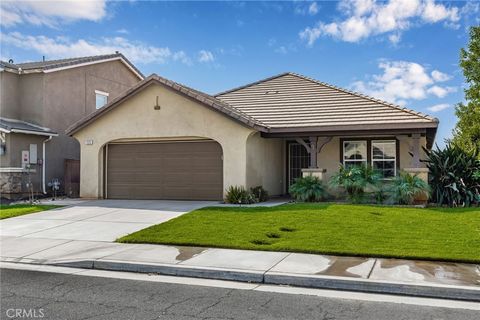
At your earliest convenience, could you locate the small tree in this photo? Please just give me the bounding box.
[452,26,480,156]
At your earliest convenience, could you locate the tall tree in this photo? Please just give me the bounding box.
[452,26,480,154]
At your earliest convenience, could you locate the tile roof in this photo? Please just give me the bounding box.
[0,117,57,136]
[67,72,438,145]
[215,72,438,130]
[0,53,143,78]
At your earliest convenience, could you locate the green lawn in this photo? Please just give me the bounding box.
[0,204,62,219]
[118,203,480,263]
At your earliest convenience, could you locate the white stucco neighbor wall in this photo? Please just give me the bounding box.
[246,132,284,196]
[73,84,257,198]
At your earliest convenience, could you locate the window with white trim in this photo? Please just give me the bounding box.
[372,140,396,178]
[343,141,367,168]
[95,90,109,109]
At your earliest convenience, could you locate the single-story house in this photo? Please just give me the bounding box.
[66,72,438,200]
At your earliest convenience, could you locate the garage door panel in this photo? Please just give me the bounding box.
[107,141,223,200]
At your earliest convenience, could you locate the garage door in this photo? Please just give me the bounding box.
[106,141,223,200]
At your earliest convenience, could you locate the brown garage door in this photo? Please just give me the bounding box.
[106,141,223,200]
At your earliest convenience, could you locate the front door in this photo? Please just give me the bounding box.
[287,142,310,187]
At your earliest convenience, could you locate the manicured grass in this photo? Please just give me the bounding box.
[118,203,480,263]
[0,204,62,219]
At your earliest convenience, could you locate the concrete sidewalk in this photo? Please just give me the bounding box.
[1,236,479,301]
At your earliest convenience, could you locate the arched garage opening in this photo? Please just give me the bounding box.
[103,138,223,200]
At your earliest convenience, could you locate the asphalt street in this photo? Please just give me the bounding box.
[0,268,477,320]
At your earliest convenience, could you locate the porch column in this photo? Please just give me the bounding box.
[411,133,421,168]
[309,136,318,168]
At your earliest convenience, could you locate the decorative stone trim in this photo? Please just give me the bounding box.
[302,168,326,180]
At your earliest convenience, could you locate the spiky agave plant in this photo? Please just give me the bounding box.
[390,171,430,205]
[423,143,480,207]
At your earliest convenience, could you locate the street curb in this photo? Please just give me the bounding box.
[93,260,265,283]
[264,272,480,302]
[3,258,480,302]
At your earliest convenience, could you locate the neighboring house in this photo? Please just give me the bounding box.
[0,53,143,199]
[67,72,438,201]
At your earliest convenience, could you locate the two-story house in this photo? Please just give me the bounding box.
[0,53,143,199]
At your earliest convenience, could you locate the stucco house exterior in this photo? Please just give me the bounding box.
[0,53,143,199]
[67,72,438,201]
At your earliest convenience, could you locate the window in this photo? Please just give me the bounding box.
[343,141,367,168]
[95,90,109,109]
[288,142,310,186]
[372,140,396,178]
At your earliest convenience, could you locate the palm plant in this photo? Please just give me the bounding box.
[289,175,327,202]
[423,143,480,207]
[390,171,430,205]
[329,165,382,203]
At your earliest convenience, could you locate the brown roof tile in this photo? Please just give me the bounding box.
[215,72,438,130]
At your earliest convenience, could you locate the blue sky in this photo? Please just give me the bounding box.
[1,1,479,146]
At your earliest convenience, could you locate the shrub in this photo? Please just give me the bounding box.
[225,186,256,204]
[250,186,269,202]
[289,175,327,202]
[390,171,430,205]
[423,143,480,207]
[329,165,382,203]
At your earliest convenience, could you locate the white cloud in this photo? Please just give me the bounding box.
[308,2,319,15]
[421,0,459,23]
[388,33,401,45]
[172,51,192,66]
[427,103,451,112]
[116,28,129,35]
[0,32,192,65]
[294,2,319,16]
[350,60,455,104]
[198,50,214,63]
[431,70,451,82]
[0,0,107,27]
[300,0,461,45]
[426,85,456,98]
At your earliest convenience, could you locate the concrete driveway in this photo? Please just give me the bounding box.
[0,200,216,242]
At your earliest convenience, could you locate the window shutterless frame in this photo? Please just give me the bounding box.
[342,140,367,167]
[339,137,400,174]
[371,140,397,178]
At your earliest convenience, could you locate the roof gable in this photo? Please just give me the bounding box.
[66,74,265,136]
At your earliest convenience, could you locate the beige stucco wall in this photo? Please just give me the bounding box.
[316,135,428,182]
[73,83,257,198]
[246,132,284,196]
[0,71,21,119]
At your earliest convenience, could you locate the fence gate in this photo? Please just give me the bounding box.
[64,159,80,198]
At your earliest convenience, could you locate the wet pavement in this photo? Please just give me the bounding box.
[1,235,479,289]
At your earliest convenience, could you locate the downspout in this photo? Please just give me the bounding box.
[42,136,53,194]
